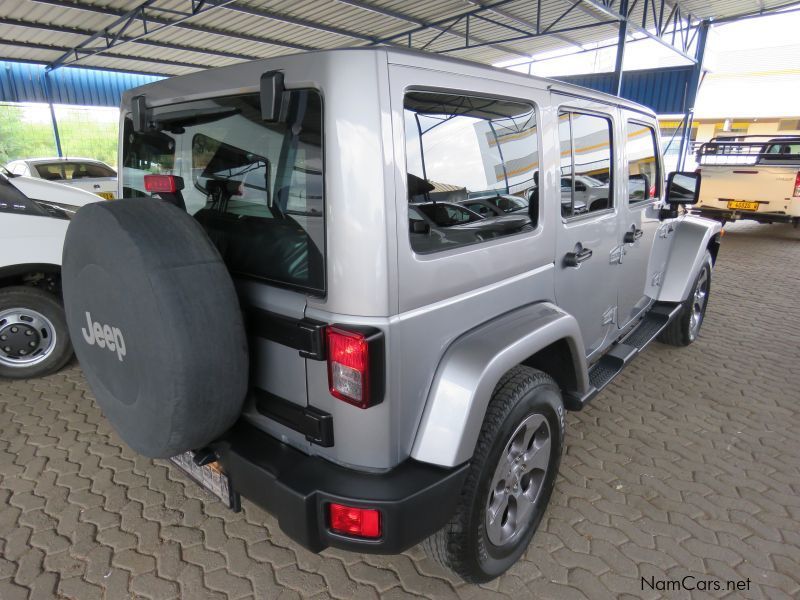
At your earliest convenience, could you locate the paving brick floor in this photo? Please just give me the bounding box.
[1,221,799,599]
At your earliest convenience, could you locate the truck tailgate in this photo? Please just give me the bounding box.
[700,166,797,203]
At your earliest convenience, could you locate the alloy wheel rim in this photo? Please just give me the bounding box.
[689,269,709,340]
[485,413,551,547]
[0,307,57,368]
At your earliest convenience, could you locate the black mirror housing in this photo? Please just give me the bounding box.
[131,95,148,133]
[665,171,701,206]
[260,71,286,122]
[411,221,430,234]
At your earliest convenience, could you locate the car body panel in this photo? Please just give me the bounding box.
[8,175,104,209]
[411,301,587,467]
[658,215,722,303]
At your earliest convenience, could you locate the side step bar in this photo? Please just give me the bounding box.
[564,302,682,410]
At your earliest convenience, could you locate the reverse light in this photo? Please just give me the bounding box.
[327,326,370,407]
[329,503,381,538]
[144,174,179,193]
[793,172,800,197]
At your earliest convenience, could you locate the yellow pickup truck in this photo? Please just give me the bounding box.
[694,135,800,226]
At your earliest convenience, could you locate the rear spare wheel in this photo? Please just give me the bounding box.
[61,198,248,458]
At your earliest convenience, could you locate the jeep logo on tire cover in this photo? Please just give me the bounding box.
[81,312,126,362]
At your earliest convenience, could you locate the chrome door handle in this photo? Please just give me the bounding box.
[564,247,593,267]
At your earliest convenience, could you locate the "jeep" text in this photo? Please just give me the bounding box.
[81,312,126,362]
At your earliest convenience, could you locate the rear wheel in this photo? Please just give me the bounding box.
[424,366,564,583]
[659,251,712,346]
[0,286,72,379]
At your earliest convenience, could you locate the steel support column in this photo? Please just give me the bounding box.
[42,71,62,157]
[677,19,710,170]
[613,0,629,96]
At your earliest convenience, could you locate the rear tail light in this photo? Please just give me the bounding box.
[144,174,179,193]
[327,327,367,407]
[328,503,381,538]
[794,172,800,197]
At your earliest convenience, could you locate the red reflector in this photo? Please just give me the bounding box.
[329,503,381,538]
[144,174,178,193]
[327,326,370,408]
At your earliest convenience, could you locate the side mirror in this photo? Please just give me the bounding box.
[665,171,701,205]
[574,182,587,192]
[410,221,430,234]
[260,71,286,122]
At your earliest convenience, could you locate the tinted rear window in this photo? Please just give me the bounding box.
[122,91,325,295]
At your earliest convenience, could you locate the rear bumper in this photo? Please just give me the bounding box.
[692,206,796,223]
[213,420,469,554]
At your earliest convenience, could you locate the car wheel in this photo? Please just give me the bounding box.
[659,251,712,347]
[423,366,564,583]
[0,286,73,379]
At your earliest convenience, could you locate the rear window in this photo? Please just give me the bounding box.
[34,162,115,180]
[122,90,325,295]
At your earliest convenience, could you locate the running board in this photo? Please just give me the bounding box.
[564,302,682,411]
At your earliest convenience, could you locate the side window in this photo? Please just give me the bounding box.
[404,92,538,253]
[559,111,614,218]
[627,122,660,203]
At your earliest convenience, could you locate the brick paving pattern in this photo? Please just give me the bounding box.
[1,221,799,599]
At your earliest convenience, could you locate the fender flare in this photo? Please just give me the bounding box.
[658,215,721,304]
[410,302,588,467]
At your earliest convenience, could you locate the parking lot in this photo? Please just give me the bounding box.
[1,221,798,600]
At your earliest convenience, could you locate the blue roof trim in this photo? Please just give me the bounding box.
[555,66,693,115]
[0,61,163,107]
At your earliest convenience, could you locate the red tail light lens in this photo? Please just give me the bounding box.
[327,326,369,408]
[329,503,381,538]
[144,174,178,193]
[793,172,800,197]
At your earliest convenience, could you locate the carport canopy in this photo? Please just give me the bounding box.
[0,0,797,78]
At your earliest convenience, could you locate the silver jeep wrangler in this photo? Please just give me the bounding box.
[61,48,722,583]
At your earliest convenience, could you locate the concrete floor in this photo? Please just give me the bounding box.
[1,221,799,599]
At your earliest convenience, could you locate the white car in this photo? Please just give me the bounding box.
[0,167,102,378]
[6,157,117,200]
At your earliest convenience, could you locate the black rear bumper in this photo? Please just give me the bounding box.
[213,421,469,554]
[693,207,796,223]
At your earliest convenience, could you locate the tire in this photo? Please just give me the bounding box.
[659,251,712,347]
[423,366,565,583]
[0,286,73,379]
[61,199,248,458]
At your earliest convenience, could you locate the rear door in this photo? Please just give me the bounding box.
[554,105,620,359]
[617,117,663,328]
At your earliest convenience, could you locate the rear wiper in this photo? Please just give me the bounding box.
[153,107,241,131]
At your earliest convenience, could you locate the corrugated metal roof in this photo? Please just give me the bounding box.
[0,60,162,106]
[0,0,795,77]
[555,65,693,114]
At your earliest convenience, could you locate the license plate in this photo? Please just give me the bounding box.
[169,452,239,509]
[96,192,115,200]
[726,200,759,211]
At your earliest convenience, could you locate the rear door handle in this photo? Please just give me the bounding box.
[564,247,593,267]
[624,227,644,243]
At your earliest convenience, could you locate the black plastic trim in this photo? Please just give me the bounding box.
[247,307,327,360]
[213,420,468,554]
[254,388,334,447]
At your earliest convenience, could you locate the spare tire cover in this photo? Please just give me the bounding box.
[62,199,248,458]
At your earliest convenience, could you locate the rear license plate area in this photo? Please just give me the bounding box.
[726,200,759,211]
[169,451,240,510]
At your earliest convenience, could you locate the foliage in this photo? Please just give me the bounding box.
[0,103,119,168]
